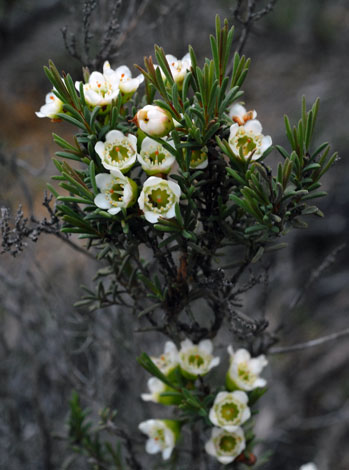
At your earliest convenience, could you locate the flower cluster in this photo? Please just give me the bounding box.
[139,340,268,464]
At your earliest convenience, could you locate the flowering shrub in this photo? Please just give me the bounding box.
[36,15,337,469]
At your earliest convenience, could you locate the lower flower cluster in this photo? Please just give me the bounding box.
[138,339,268,465]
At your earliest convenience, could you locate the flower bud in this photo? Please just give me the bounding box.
[134,105,174,138]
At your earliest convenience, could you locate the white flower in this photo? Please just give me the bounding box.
[165,53,191,88]
[141,377,179,405]
[300,464,318,470]
[95,130,137,173]
[178,339,220,379]
[150,341,179,376]
[94,170,137,215]
[138,419,179,460]
[103,61,144,96]
[141,377,167,403]
[35,91,63,119]
[138,137,176,175]
[205,427,246,465]
[228,119,272,161]
[226,346,268,392]
[209,391,251,432]
[75,70,120,107]
[227,103,257,126]
[134,105,174,138]
[190,149,208,169]
[138,176,181,224]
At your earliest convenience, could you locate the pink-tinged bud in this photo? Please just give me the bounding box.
[134,105,174,138]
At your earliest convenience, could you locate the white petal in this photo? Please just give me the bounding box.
[141,137,158,153]
[198,339,213,355]
[103,61,111,73]
[228,103,246,118]
[164,341,178,355]
[84,89,103,106]
[261,135,272,153]
[232,390,249,404]
[94,193,111,209]
[217,455,235,465]
[211,427,223,439]
[245,119,262,135]
[164,205,176,219]
[95,141,105,159]
[241,406,251,423]
[137,190,145,211]
[115,65,132,79]
[89,71,106,87]
[229,123,239,139]
[120,78,140,93]
[144,211,160,224]
[227,345,234,357]
[205,439,216,457]
[254,377,267,388]
[108,207,121,215]
[180,339,193,351]
[138,420,156,434]
[75,80,82,91]
[95,173,112,190]
[148,377,165,393]
[162,447,173,460]
[106,129,125,143]
[214,391,229,403]
[234,349,251,363]
[143,176,163,189]
[110,169,126,180]
[209,357,220,370]
[167,180,181,199]
[127,133,137,152]
[209,408,219,426]
[146,439,161,454]
[165,54,178,64]
[249,355,268,374]
[141,393,153,401]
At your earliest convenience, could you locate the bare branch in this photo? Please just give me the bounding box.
[269,327,349,354]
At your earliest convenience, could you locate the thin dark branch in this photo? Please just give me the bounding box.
[269,327,349,354]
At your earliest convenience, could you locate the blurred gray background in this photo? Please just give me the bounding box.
[0,1,348,469]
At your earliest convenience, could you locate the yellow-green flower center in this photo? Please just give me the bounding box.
[106,142,133,163]
[230,128,262,158]
[220,402,239,422]
[190,149,207,167]
[144,183,176,214]
[219,435,237,453]
[237,362,256,385]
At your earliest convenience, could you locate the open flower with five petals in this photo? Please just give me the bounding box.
[209,391,251,432]
[165,53,191,89]
[150,341,179,376]
[138,419,180,460]
[178,339,220,379]
[103,61,144,98]
[138,176,181,224]
[228,117,272,161]
[226,346,268,392]
[138,137,176,175]
[94,170,137,215]
[75,70,120,108]
[35,91,63,119]
[95,130,137,174]
[205,427,246,465]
